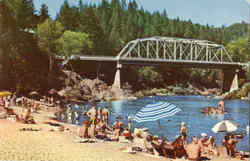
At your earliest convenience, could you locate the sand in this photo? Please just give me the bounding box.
[0,107,247,161]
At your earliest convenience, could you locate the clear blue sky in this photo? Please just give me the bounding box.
[33,0,249,27]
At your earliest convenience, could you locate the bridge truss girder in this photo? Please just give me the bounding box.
[117,36,233,63]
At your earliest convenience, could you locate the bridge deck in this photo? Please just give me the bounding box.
[57,55,247,69]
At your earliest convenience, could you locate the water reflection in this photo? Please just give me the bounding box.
[110,100,124,114]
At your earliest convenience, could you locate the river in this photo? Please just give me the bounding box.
[93,95,249,152]
[73,96,249,151]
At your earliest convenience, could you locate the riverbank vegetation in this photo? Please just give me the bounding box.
[0,0,249,95]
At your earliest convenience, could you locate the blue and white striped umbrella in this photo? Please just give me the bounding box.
[134,101,181,123]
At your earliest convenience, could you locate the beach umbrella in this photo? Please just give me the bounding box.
[0,91,12,97]
[212,120,238,133]
[134,101,181,123]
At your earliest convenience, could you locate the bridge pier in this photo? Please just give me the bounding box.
[112,63,122,89]
[222,69,239,92]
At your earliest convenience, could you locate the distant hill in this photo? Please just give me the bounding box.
[226,21,249,40]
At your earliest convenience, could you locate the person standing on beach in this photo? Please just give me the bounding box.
[79,112,89,138]
[180,122,187,144]
[199,133,208,155]
[102,107,110,126]
[87,104,97,139]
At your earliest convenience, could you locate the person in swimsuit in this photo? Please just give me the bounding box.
[217,100,225,113]
[180,122,187,144]
[79,112,89,138]
[102,107,110,126]
[185,136,201,161]
[87,104,97,139]
[206,136,219,157]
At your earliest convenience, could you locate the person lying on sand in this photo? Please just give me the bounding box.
[20,108,35,124]
[95,119,111,139]
[151,136,162,155]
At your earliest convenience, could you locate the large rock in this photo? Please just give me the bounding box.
[60,70,132,101]
[172,87,188,95]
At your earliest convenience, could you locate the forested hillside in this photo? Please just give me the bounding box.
[55,0,237,56]
[226,21,248,40]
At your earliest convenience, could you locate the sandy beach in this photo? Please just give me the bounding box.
[0,106,247,161]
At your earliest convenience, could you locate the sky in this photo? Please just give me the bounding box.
[33,0,250,27]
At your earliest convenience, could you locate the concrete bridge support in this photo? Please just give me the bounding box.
[229,70,239,92]
[112,63,122,89]
[222,69,238,92]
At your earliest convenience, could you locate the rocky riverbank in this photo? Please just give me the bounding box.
[58,70,249,102]
[134,83,249,100]
[57,70,133,102]
[134,83,222,97]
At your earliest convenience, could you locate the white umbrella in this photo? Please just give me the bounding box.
[212,120,238,133]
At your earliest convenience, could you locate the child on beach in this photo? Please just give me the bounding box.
[180,122,187,144]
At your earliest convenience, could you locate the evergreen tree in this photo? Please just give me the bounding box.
[39,4,49,24]
[56,0,80,31]
[79,7,105,55]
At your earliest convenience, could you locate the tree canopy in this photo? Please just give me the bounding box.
[56,31,92,58]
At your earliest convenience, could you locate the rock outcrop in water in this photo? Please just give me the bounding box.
[222,83,250,100]
[59,70,133,102]
[134,83,223,97]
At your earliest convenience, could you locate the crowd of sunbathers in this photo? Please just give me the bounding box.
[76,103,126,141]
[129,123,239,161]
[0,95,243,161]
[0,94,57,123]
[59,101,240,161]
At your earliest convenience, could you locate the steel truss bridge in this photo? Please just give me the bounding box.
[68,36,246,69]
[58,36,249,90]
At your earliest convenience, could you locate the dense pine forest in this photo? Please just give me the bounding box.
[55,0,249,56]
[0,0,249,93]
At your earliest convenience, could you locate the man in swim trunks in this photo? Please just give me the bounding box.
[185,136,201,161]
[217,100,225,113]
